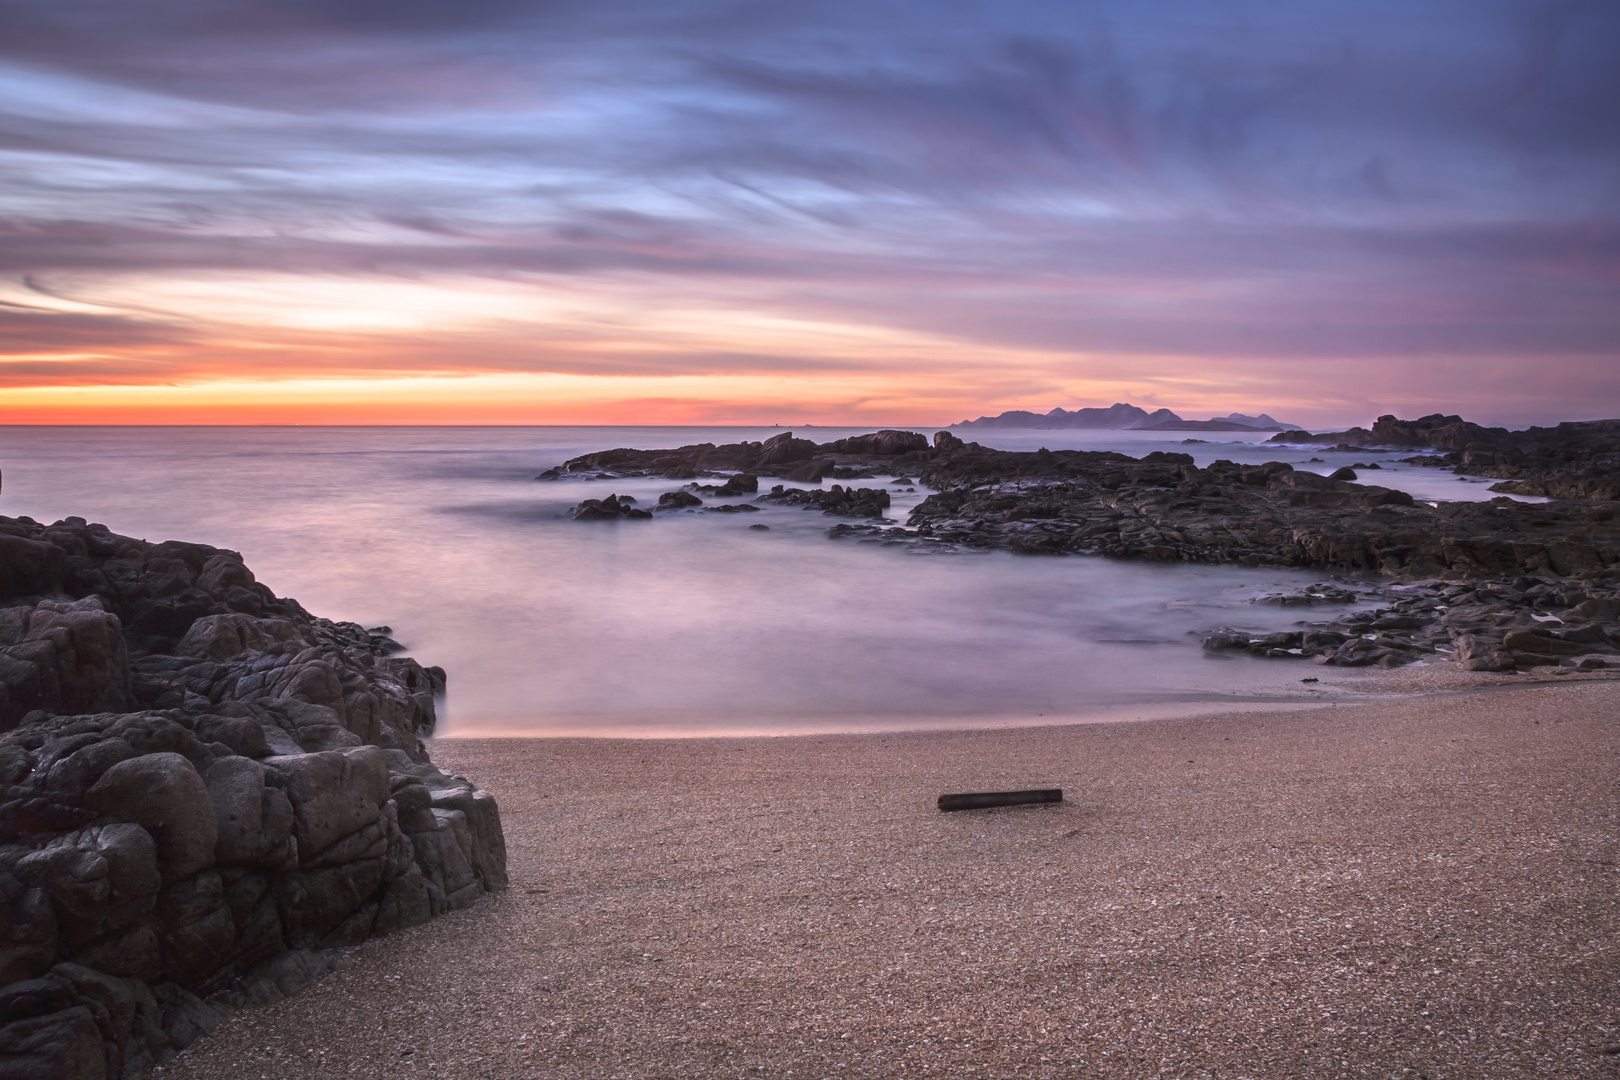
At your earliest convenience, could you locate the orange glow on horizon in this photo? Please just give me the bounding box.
[0,373,971,426]
[0,269,1355,426]
[0,366,1332,427]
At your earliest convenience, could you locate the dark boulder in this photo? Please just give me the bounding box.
[756,432,819,466]
[86,754,217,881]
[0,1003,108,1080]
[175,615,304,663]
[818,430,930,456]
[0,534,70,601]
[203,757,292,866]
[781,460,829,484]
[0,599,132,732]
[265,747,389,863]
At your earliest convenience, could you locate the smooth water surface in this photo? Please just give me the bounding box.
[0,426,1518,735]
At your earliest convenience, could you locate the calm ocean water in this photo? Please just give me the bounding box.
[0,426,1526,736]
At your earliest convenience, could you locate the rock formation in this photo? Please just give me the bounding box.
[655,491,703,510]
[567,494,651,520]
[543,430,932,482]
[757,485,892,519]
[542,420,1620,579]
[1269,413,1509,451]
[1200,579,1620,671]
[824,433,1620,580]
[0,515,506,1079]
[1273,414,1620,501]
[539,420,1620,672]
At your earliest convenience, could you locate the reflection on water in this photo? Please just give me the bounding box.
[0,426,1490,735]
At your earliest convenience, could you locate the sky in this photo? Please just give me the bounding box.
[1,0,1616,427]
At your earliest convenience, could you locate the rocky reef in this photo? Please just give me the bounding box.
[835,432,1620,580]
[551,430,923,523]
[1272,413,1620,501]
[539,419,1620,672]
[0,515,506,1079]
[542,420,1620,578]
[540,429,933,482]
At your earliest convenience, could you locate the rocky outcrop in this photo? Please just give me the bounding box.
[1269,413,1510,451]
[656,491,703,510]
[546,424,1620,577]
[1200,577,1620,672]
[822,440,1620,578]
[1274,414,1620,502]
[757,485,892,519]
[568,494,651,521]
[712,474,758,498]
[814,431,930,456]
[0,515,505,1078]
[1456,419,1620,501]
[541,430,933,482]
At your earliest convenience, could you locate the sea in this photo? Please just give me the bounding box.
[0,425,1534,737]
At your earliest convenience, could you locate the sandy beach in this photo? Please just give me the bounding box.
[159,682,1618,1079]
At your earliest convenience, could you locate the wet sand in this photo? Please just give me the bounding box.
[161,682,1619,1079]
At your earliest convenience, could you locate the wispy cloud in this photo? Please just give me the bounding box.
[0,0,1616,424]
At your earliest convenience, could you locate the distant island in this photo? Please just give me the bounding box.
[954,403,1300,432]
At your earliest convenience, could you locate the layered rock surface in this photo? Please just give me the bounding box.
[0,514,506,1079]
[1201,578,1620,671]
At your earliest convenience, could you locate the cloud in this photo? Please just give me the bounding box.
[0,0,1616,421]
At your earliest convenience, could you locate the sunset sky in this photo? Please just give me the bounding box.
[2,0,1616,427]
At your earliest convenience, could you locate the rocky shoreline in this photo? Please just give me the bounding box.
[1199,576,1620,672]
[544,417,1620,673]
[547,423,1620,579]
[0,515,506,1079]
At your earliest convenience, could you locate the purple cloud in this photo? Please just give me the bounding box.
[0,0,1616,420]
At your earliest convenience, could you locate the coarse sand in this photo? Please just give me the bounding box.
[161,682,1619,1079]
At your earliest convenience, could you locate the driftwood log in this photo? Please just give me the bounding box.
[937,789,1062,812]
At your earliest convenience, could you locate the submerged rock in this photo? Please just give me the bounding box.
[0,514,505,1077]
[656,491,703,510]
[568,494,652,521]
[713,474,759,497]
